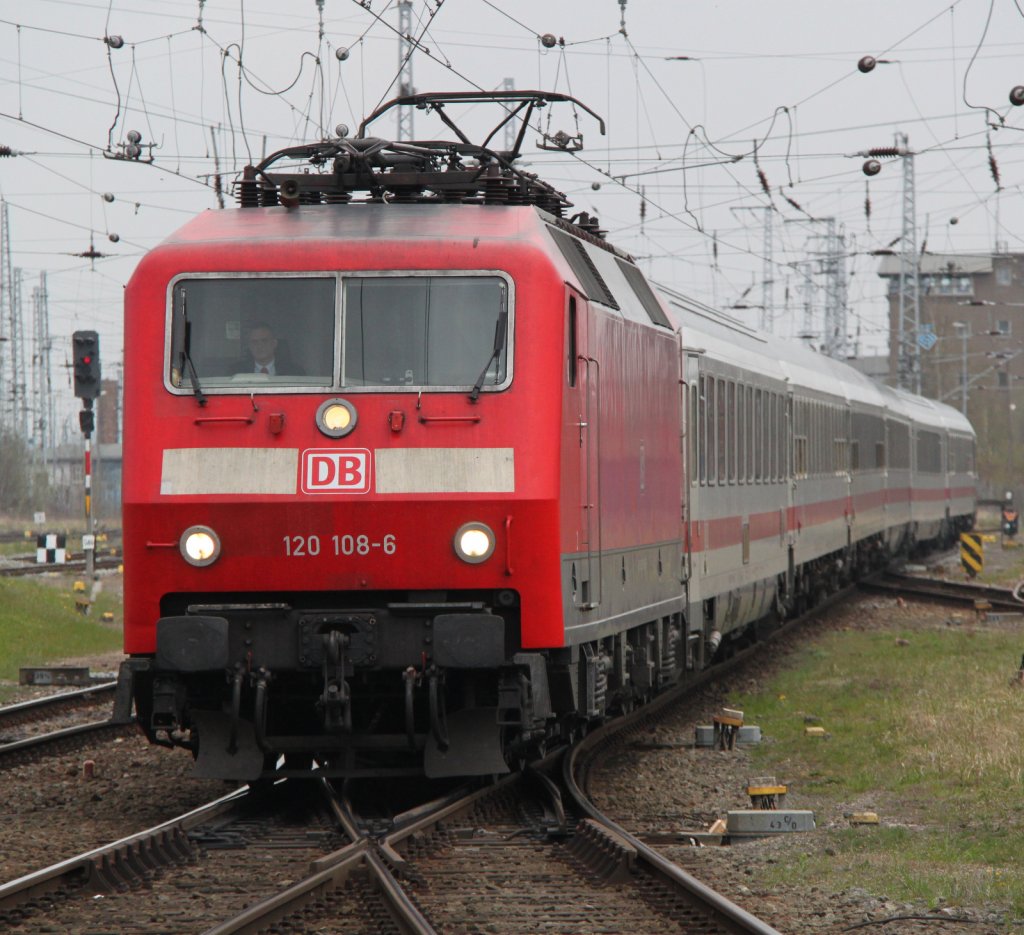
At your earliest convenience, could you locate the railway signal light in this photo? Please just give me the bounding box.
[72,330,101,399]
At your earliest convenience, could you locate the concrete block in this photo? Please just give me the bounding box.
[19,666,91,686]
[695,725,714,747]
[726,810,815,834]
[737,725,762,744]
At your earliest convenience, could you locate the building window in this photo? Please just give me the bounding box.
[998,370,1009,388]
[996,265,1012,286]
[997,320,1011,335]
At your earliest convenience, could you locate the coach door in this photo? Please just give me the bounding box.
[571,290,601,610]
[682,351,702,584]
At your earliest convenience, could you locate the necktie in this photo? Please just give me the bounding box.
[260,366,269,374]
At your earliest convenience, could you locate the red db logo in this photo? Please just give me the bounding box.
[301,449,371,494]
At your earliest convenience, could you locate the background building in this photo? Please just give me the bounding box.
[879,252,1024,499]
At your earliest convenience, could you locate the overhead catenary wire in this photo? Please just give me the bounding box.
[0,0,1021,370]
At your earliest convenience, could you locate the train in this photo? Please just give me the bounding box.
[114,91,977,780]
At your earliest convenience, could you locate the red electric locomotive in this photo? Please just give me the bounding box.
[117,92,686,778]
[115,92,976,780]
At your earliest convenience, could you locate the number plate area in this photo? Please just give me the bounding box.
[283,533,397,558]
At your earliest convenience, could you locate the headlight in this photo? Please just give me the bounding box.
[180,525,221,566]
[453,522,495,564]
[316,398,358,438]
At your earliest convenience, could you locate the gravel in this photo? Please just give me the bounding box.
[587,581,1022,934]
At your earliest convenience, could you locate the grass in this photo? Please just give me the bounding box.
[0,575,123,700]
[731,600,1024,920]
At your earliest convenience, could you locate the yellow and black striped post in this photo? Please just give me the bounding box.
[960,532,984,578]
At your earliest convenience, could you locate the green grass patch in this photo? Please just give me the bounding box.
[0,576,123,698]
[733,623,1024,918]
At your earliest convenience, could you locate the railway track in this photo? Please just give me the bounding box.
[0,682,132,767]
[860,569,1024,612]
[0,553,122,577]
[0,682,116,730]
[0,589,853,933]
[0,745,782,933]
[4,579,990,933]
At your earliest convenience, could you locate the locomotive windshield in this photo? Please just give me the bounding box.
[167,273,509,393]
[343,277,508,388]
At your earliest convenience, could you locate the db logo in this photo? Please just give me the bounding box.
[301,448,371,494]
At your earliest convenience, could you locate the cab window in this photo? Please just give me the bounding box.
[167,273,509,394]
[343,276,508,388]
[169,277,335,388]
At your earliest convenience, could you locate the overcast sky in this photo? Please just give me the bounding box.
[2,0,1023,437]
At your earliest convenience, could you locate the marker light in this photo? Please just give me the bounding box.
[180,525,221,567]
[316,398,358,438]
[454,522,495,564]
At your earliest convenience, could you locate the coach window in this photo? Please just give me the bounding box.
[769,393,778,481]
[749,383,757,481]
[344,276,508,390]
[737,383,746,485]
[698,376,707,485]
[168,276,335,391]
[691,384,699,484]
[716,378,727,484]
[728,381,737,483]
[753,389,763,482]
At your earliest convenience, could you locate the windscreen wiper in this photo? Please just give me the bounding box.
[469,298,508,403]
[178,288,207,407]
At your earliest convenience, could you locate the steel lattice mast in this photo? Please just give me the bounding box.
[821,218,849,360]
[396,1,415,141]
[31,272,53,458]
[895,133,920,392]
[10,265,26,440]
[0,200,9,432]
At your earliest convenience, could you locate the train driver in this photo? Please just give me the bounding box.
[233,322,305,376]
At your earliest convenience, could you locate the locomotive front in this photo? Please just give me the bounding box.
[118,198,570,780]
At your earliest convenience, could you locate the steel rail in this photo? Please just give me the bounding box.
[861,570,1024,611]
[0,681,115,722]
[0,718,131,761]
[563,717,783,935]
[202,777,440,935]
[0,786,250,913]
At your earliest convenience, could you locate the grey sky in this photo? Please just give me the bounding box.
[1,0,1022,432]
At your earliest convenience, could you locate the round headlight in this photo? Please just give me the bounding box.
[316,398,357,438]
[180,525,221,566]
[454,522,495,564]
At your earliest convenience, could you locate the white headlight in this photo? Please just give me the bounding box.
[454,522,495,564]
[316,397,358,438]
[180,525,221,566]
